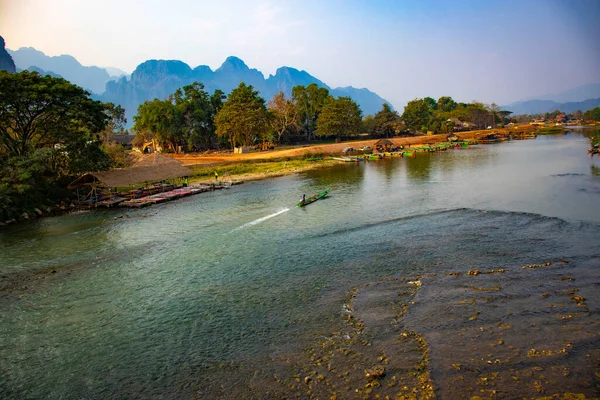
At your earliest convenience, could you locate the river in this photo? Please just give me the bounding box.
[1,132,599,399]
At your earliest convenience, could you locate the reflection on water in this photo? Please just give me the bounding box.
[0,133,599,399]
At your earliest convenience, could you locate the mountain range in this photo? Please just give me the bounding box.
[101,56,393,125]
[6,42,392,123]
[503,83,600,115]
[8,46,113,94]
[4,36,600,120]
[504,97,600,115]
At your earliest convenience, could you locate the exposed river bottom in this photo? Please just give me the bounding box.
[193,258,600,399]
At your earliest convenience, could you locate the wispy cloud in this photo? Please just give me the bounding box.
[228,2,306,48]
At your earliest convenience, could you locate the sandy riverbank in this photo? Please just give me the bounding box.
[168,127,536,167]
[176,126,539,185]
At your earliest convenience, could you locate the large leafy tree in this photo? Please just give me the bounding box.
[373,103,401,137]
[315,96,362,140]
[362,115,377,133]
[175,83,224,150]
[133,82,224,152]
[292,84,331,140]
[437,96,457,113]
[133,98,175,150]
[0,70,109,157]
[0,71,114,220]
[215,82,271,148]
[401,98,433,132]
[268,91,299,144]
[583,107,600,122]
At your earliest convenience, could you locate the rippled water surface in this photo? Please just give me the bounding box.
[1,133,599,399]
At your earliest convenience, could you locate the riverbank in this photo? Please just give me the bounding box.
[182,126,540,185]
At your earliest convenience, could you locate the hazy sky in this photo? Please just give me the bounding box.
[1,0,599,108]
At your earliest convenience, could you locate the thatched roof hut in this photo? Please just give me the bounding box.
[374,138,394,150]
[68,154,192,189]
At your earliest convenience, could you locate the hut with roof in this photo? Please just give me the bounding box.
[68,153,192,205]
[374,138,394,152]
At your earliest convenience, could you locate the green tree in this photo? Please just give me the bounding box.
[401,98,432,133]
[292,84,331,140]
[175,83,224,150]
[133,98,176,150]
[362,115,377,133]
[0,71,114,220]
[0,70,109,157]
[215,83,270,148]
[423,97,438,113]
[373,103,400,137]
[133,82,224,152]
[268,91,299,144]
[315,96,362,140]
[582,107,600,122]
[437,96,457,112]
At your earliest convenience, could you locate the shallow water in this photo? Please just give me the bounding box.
[1,133,599,398]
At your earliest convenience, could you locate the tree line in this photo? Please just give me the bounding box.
[132,82,366,152]
[132,85,520,153]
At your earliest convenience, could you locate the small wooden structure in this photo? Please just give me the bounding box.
[68,154,193,206]
[374,138,394,152]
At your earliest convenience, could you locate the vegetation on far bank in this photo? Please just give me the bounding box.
[188,154,331,182]
[536,126,566,135]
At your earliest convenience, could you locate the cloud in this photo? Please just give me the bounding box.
[228,2,306,48]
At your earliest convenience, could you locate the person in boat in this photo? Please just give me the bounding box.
[301,194,306,204]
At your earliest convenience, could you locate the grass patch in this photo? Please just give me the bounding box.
[189,157,334,181]
[536,126,565,135]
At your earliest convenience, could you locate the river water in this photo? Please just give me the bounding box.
[1,132,599,399]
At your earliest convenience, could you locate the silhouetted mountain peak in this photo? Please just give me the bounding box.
[270,66,321,82]
[133,59,192,78]
[193,65,213,74]
[0,35,16,73]
[217,56,250,72]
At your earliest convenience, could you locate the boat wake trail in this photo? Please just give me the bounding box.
[231,208,290,232]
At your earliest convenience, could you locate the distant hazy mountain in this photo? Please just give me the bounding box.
[7,47,111,94]
[528,82,600,103]
[102,56,392,126]
[0,36,16,73]
[21,65,64,79]
[504,97,600,115]
[4,44,391,122]
[105,67,128,78]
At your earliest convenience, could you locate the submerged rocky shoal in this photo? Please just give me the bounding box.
[194,260,600,399]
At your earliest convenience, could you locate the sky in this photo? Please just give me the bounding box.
[1,0,599,109]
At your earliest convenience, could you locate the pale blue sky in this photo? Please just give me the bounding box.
[1,0,599,108]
